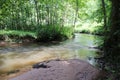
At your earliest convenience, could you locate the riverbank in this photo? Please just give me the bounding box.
[0,26,73,43]
[10,59,102,80]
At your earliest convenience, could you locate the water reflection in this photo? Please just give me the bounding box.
[0,33,101,74]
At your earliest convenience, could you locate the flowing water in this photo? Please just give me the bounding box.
[0,33,101,74]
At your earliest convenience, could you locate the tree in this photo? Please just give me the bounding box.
[73,0,79,28]
[104,0,120,56]
[102,0,107,29]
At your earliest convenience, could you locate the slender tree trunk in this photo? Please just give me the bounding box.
[46,5,50,25]
[39,4,42,25]
[34,0,39,25]
[73,0,78,28]
[102,0,107,29]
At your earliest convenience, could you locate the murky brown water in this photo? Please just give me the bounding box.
[0,33,101,74]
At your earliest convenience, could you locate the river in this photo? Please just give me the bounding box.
[0,33,102,74]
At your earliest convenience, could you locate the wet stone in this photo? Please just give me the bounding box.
[33,63,50,69]
[10,59,101,80]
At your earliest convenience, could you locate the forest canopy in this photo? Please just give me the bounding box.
[0,0,111,41]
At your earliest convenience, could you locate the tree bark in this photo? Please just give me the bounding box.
[101,0,107,29]
[104,0,120,56]
[73,0,79,28]
[34,0,40,25]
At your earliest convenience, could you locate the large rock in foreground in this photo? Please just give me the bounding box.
[10,59,100,80]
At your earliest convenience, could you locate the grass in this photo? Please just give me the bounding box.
[75,21,104,35]
[0,25,73,42]
[0,30,37,38]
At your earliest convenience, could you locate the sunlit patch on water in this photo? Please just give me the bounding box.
[0,33,101,74]
[0,52,53,73]
[0,48,74,74]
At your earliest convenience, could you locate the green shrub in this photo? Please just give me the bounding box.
[36,25,73,42]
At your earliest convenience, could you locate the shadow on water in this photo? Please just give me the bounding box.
[0,33,102,74]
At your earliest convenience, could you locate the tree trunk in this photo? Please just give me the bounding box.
[73,0,79,28]
[101,0,107,29]
[104,0,120,56]
[34,0,39,25]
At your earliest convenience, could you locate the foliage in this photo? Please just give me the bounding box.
[0,0,76,42]
[75,21,104,35]
[36,25,73,42]
[0,26,73,42]
[75,0,111,35]
[0,0,111,41]
[99,0,120,79]
[0,0,120,79]
[0,30,36,38]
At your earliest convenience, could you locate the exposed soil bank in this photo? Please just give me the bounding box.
[10,59,101,80]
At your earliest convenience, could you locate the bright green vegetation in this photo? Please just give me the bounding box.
[0,30,36,42]
[74,0,111,35]
[0,0,120,79]
[0,26,73,42]
[75,22,104,35]
[0,0,76,42]
[36,25,73,41]
[0,0,111,41]
[0,30,36,38]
